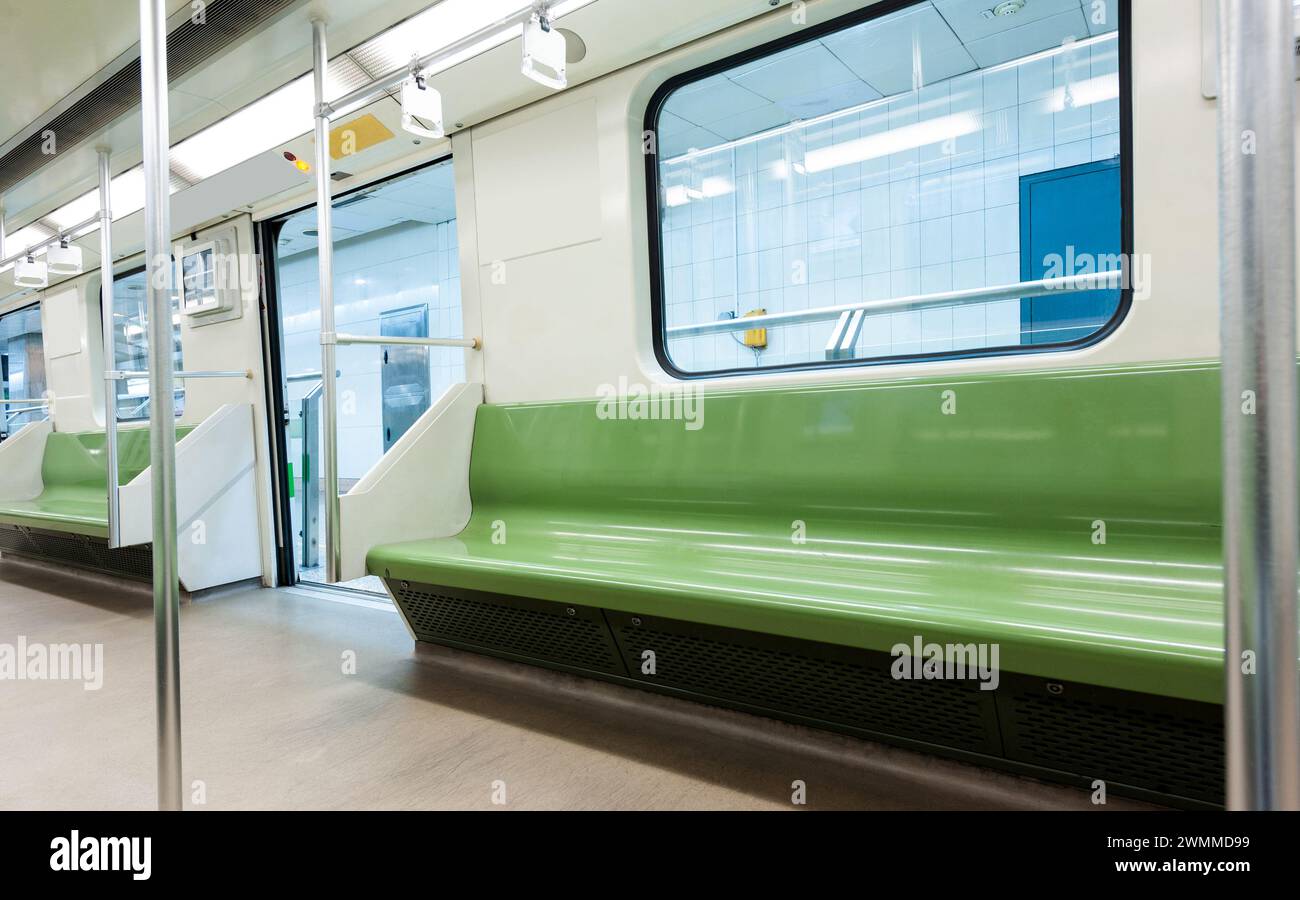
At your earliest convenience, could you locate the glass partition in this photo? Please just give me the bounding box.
[110,267,186,421]
[0,304,46,440]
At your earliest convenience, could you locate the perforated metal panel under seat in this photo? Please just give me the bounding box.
[997,675,1224,803]
[0,525,153,582]
[384,579,1224,805]
[608,611,1001,754]
[0,526,35,555]
[390,582,625,675]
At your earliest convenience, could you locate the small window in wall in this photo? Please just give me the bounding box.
[649,0,1128,375]
[0,304,46,440]
[110,268,185,421]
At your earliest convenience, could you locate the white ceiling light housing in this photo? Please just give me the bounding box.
[47,239,84,276]
[522,12,567,90]
[14,255,49,288]
[400,72,446,139]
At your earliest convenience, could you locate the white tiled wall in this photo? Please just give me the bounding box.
[278,219,463,480]
[660,37,1120,371]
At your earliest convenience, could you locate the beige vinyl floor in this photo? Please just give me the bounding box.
[0,556,1155,811]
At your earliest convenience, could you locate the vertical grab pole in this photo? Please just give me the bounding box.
[97,148,121,549]
[1217,0,1300,810]
[312,17,342,583]
[139,0,183,811]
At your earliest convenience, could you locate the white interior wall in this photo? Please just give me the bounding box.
[451,0,1284,406]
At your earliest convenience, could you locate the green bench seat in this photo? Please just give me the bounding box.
[0,426,194,538]
[369,361,1226,705]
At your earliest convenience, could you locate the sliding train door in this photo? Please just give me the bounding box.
[261,156,464,593]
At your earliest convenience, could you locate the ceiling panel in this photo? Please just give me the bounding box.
[730,43,862,102]
[661,73,770,127]
[820,3,977,96]
[777,78,883,122]
[964,7,1092,67]
[932,0,1081,44]
[706,103,797,143]
[1084,0,1119,35]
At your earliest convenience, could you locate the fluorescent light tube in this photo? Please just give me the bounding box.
[803,113,981,174]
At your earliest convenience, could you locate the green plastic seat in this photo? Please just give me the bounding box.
[369,362,1227,704]
[0,426,194,538]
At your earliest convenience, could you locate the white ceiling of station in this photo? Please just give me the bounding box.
[275,160,457,258]
[661,0,1116,154]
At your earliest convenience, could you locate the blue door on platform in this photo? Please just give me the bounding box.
[1019,157,1122,345]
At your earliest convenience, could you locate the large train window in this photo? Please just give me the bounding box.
[0,303,46,440]
[648,0,1128,375]
[110,267,185,421]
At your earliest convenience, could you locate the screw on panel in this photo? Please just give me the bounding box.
[631,617,642,626]
[566,607,576,616]
[1046,682,1065,696]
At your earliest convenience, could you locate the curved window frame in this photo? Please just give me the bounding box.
[643,0,1134,379]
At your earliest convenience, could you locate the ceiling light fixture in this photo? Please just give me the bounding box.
[46,238,83,276]
[521,10,568,89]
[13,254,49,288]
[400,68,446,139]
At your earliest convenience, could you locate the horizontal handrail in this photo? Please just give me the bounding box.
[321,5,539,121]
[1,403,49,413]
[666,270,1126,339]
[333,333,481,350]
[109,369,252,380]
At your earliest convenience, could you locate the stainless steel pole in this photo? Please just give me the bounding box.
[1217,0,1300,811]
[312,18,342,583]
[139,0,183,811]
[98,149,121,549]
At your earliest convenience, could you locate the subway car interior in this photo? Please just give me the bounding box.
[0,0,1299,839]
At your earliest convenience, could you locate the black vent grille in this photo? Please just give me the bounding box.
[0,526,34,554]
[0,524,152,582]
[392,583,625,675]
[24,529,102,570]
[998,680,1224,803]
[0,0,304,195]
[384,579,1221,805]
[612,615,1000,753]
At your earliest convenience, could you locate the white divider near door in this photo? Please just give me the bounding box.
[338,382,482,582]
[0,420,52,501]
[119,402,262,591]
